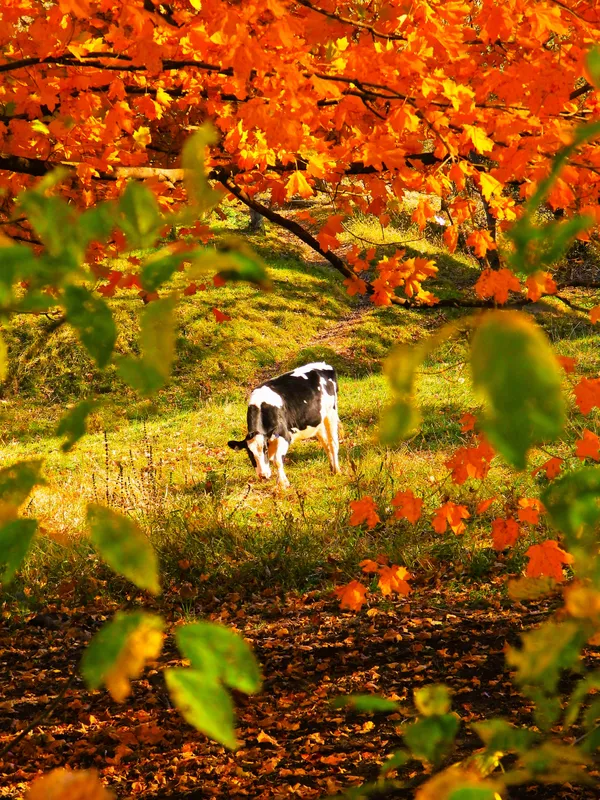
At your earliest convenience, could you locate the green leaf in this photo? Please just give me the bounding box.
[472,718,539,753]
[380,749,411,775]
[117,356,166,396]
[181,124,223,213]
[333,694,400,713]
[117,181,163,249]
[81,611,164,691]
[56,400,97,452]
[18,187,77,258]
[165,667,237,750]
[0,518,38,583]
[565,672,600,727]
[379,399,421,444]
[78,202,117,251]
[0,459,45,505]
[176,622,261,695]
[586,47,600,89]
[403,713,459,764]
[64,285,116,368]
[87,504,160,594]
[140,296,177,380]
[505,620,586,694]
[414,684,452,716]
[542,467,600,565]
[470,311,565,469]
[189,238,271,290]
[141,251,195,292]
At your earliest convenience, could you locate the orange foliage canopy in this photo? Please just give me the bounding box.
[2,1,600,306]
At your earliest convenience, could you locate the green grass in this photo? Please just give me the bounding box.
[1,210,599,607]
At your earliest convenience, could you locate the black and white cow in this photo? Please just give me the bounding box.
[228,362,340,489]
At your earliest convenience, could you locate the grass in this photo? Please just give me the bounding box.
[1,206,599,608]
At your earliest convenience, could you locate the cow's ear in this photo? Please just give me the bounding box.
[228,440,246,451]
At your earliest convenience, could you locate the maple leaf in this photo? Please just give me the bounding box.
[391,490,423,524]
[575,429,600,462]
[556,356,576,374]
[476,497,496,515]
[432,501,470,535]
[478,172,502,201]
[443,225,459,253]
[525,271,557,302]
[58,0,92,18]
[378,565,411,597]
[334,580,368,611]
[517,498,544,525]
[26,768,114,800]
[466,230,497,258]
[573,377,600,415]
[285,170,313,200]
[491,517,520,551]
[213,275,227,288]
[445,437,495,485]
[317,215,345,252]
[459,413,476,433]
[359,558,381,574]
[591,306,600,325]
[525,540,573,582]
[105,621,164,703]
[212,308,232,323]
[349,496,380,529]
[475,267,521,304]
[343,276,367,297]
[133,127,152,147]
[532,457,564,480]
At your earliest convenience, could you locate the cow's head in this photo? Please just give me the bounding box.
[228,432,272,479]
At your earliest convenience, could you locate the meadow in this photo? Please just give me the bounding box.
[2,205,598,606]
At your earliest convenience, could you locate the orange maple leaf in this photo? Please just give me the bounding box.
[432,501,470,535]
[26,768,114,800]
[475,267,521,304]
[532,457,564,480]
[575,429,600,462]
[557,356,576,374]
[590,306,600,325]
[213,275,227,288]
[491,517,520,551]
[391,490,423,523]
[525,271,557,302]
[317,214,345,252]
[343,276,367,297]
[459,413,476,433]
[476,497,496,515]
[349,496,380,529]
[378,565,411,597]
[359,558,381,574]
[445,436,495,485]
[212,307,231,323]
[573,377,600,415]
[443,225,459,253]
[526,540,573,582]
[517,498,544,525]
[334,580,368,611]
[285,170,313,200]
[466,229,497,258]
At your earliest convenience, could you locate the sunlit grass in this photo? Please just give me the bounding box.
[1,208,599,605]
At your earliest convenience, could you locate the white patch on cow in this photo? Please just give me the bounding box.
[270,436,290,488]
[290,424,323,443]
[249,385,284,408]
[247,433,271,479]
[290,362,332,379]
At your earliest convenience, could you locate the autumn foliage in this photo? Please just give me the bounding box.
[1,1,600,307]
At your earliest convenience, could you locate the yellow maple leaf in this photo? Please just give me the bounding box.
[133,126,152,147]
[478,172,502,201]
[105,621,164,702]
[285,170,313,200]
[26,769,114,800]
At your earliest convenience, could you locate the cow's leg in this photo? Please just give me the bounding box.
[271,436,291,489]
[316,425,335,470]
[323,411,340,474]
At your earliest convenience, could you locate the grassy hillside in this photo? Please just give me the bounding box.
[1,209,599,605]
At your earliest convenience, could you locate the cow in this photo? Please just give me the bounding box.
[228,362,340,489]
